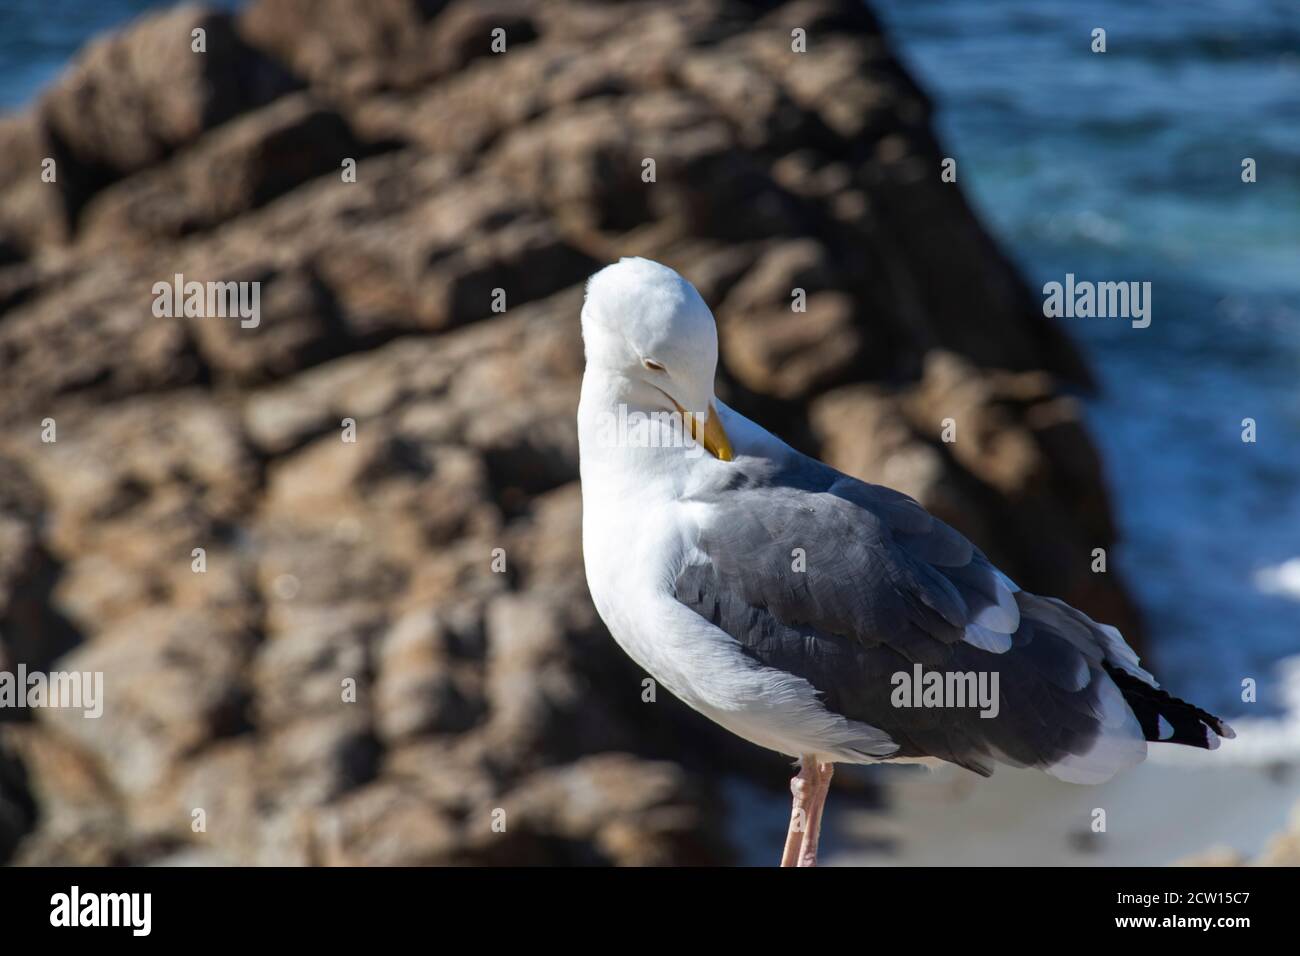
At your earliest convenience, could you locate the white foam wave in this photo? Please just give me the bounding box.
[1254,558,1300,601]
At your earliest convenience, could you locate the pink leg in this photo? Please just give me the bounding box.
[797,760,833,867]
[780,757,834,867]
[780,761,814,867]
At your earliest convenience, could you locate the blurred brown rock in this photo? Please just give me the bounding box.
[1177,800,1300,867]
[0,260,203,415]
[77,93,368,250]
[0,0,1141,865]
[1256,808,1300,866]
[0,115,71,259]
[40,3,299,183]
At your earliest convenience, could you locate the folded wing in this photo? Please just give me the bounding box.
[674,455,1231,781]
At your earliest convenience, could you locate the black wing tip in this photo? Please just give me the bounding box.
[1103,662,1234,750]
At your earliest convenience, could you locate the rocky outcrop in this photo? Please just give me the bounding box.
[0,0,1140,865]
[1178,800,1300,867]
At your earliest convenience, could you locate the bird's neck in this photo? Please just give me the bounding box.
[577,370,713,493]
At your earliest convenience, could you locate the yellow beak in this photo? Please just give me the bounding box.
[678,401,734,461]
[703,403,735,461]
[665,396,734,461]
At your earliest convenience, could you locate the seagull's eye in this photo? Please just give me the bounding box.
[642,359,666,373]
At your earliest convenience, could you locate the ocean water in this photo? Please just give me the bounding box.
[2,2,1294,719]
[873,0,1300,719]
[0,0,238,110]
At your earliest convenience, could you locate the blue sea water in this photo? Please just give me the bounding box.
[873,0,1300,717]
[1,2,1294,718]
[0,1,209,109]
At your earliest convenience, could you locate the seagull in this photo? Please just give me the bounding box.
[577,257,1234,867]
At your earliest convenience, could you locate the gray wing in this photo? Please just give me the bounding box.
[674,453,1158,780]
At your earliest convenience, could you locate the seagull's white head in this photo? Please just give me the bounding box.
[580,257,733,460]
